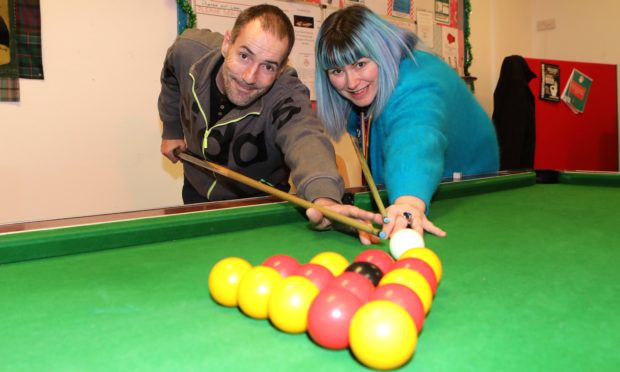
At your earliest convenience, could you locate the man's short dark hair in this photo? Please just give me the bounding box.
[230,4,295,62]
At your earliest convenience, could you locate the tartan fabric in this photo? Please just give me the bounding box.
[16,32,41,78]
[15,0,42,79]
[0,76,19,101]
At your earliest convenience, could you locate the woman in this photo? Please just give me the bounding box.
[315,5,499,238]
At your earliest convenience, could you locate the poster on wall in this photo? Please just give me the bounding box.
[416,10,434,48]
[540,63,560,102]
[434,0,456,27]
[434,0,450,25]
[561,68,593,114]
[289,3,322,100]
[441,26,461,74]
[390,0,415,20]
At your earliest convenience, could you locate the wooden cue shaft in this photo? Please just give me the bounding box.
[177,152,382,236]
[349,135,388,220]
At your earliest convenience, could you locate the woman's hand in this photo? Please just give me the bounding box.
[381,196,446,239]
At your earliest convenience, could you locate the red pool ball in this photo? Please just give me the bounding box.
[293,263,334,291]
[354,249,395,274]
[307,287,363,349]
[327,271,374,303]
[391,257,438,295]
[371,283,425,333]
[262,254,300,278]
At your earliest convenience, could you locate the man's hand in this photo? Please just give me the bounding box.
[306,197,384,245]
[161,139,188,163]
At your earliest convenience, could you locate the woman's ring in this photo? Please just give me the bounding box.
[403,212,413,229]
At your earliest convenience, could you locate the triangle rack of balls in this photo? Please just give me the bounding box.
[208,232,442,370]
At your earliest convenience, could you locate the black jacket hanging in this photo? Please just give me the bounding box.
[492,55,537,170]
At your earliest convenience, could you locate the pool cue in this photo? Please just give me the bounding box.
[176,151,384,238]
[349,134,389,223]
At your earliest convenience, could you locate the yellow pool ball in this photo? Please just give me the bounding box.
[309,251,350,276]
[208,257,252,307]
[399,247,443,283]
[349,300,417,370]
[237,266,283,319]
[268,276,319,333]
[379,268,433,314]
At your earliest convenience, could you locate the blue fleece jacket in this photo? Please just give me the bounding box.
[348,50,499,209]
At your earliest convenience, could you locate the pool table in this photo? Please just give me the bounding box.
[1,171,619,371]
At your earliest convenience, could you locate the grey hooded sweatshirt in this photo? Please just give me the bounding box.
[158,29,344,202]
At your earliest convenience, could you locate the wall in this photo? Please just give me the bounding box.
[469,0,533,116]
[470,0,619,166]
[528,0,620,167]
[0,0,181,224]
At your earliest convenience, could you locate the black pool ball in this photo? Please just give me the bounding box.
[345,262,383,286]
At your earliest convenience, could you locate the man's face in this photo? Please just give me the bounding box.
[219,20,289,107]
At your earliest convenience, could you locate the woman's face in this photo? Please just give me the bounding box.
[327,58,379,108]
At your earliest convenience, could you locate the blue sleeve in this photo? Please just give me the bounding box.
[380,57,455,209]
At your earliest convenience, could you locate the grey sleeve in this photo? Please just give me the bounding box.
[158,37,185,140]
[272,73,345,202]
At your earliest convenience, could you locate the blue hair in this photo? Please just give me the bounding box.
[315,5,418,138]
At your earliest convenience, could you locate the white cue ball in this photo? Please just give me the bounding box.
[389,228,425,259]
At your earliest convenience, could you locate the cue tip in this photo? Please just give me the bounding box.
[379,231,388,240]
[383,216,390,224]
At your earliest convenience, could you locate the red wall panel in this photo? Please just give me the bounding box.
[525,58,618,171]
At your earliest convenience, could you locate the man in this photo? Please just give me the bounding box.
[158,4,382,243]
